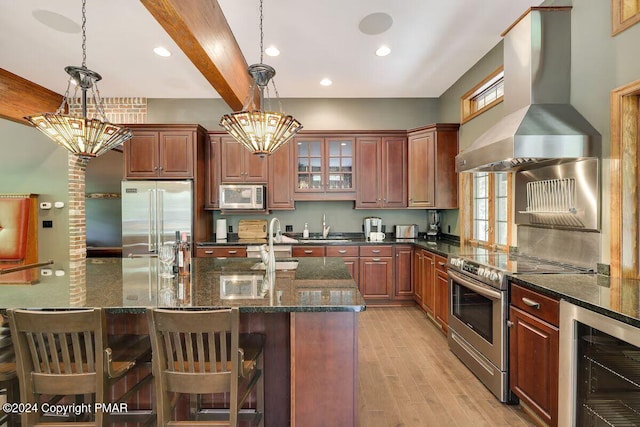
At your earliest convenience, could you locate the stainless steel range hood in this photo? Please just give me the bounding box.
[456,7,601,173]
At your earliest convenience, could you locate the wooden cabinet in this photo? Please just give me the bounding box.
[407,124,459,208]
[413,250,424,306]
[420,250,435,316]
[394,245,413,299]
[195,246,247,258]
[434,256,449,334]
[292,246,325,257]
[326,246,359,285]
[356,135,407,209]
[205,134,221,209]
[268,142,295,210]
[509,284,559,427]
[220,137,268,183]
[294,136,355,200]
[359,246,393,300]
[124,127,197,179]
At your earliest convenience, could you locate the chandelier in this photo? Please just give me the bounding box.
[219,0,302,158]
[25,0,132,159]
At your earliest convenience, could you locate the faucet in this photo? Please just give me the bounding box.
[266,217,281,272]
[322,213,331,238]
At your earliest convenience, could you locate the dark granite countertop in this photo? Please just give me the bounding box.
[0,257,365,314]
[509,274,640,328]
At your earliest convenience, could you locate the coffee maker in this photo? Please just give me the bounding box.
[427,210,440,239]
[363,217,383,240]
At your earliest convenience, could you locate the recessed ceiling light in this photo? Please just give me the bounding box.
[376,46,391,57]
[320,78,332,86]
[153,46,171,57]
[265,46,280,57]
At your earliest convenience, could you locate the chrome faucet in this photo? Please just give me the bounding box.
[322,213,331,238]
[267,217,281,272]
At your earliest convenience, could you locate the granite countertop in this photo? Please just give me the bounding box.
[509,273,640,328]
[0,257,365,314]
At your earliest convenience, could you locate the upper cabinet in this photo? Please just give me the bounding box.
[220,137,268,183]
[294,136,355,200]
[124,125,204,179]
[268,142,295,210]
[407,124,459,209]
[356,135,407,209]
[205,134,221,209]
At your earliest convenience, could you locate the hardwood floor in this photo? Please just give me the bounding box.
[358,306,536,427]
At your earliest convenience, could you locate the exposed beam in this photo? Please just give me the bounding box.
[141,0,255,111]
[0,69,63,125]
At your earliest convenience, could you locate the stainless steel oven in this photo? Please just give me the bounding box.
[448,268,509,402]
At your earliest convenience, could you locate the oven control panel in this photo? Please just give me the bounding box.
[448,257,504,286]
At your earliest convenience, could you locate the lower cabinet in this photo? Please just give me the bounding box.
[421,250,435,316]
[394,245,413,299]
[195,246,247,258]
[509,283,559,427]
[359,246,393,301]
[434,268,449,334]
[326,246,359,285]
[292,246,325,257]
[413,250,424,306]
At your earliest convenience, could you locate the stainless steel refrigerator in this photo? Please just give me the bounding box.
[121,180,192,257]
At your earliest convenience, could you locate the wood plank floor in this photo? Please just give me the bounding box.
[358,306,536,427]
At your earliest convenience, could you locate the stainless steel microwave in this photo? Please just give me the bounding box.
[219,184,266,210]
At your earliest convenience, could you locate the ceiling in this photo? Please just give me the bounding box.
[1,0,544,100]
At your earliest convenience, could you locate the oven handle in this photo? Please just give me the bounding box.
[448,270,502,301]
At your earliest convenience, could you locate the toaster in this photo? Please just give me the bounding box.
[395,224,418,239]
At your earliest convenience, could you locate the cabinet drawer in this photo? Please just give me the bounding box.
[510,284,559,326]
[326,246,359,257]
[292,246,326,257]
[359,245,393,257]
[434,254,448,273]
[196,246,247,258]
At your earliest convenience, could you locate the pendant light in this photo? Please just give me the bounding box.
[219,0,302,158]
[25,0,132,159]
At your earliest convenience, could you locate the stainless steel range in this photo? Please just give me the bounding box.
[447,251,592,403]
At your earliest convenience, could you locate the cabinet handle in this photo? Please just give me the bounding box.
[228,250,237,254]
[153,166,158,170]
[372,258,381,262]
[438,261,446,266]
[205,250,213,254]
[372,249,381,254]
[159,167,163,170]
[506,320,514,328]
[521,297,541,309]
[338,250,347,254]
[304,250,313,254]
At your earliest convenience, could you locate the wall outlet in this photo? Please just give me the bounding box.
[43,220,53,228]
[228,225,233,233]
[285,225,293,232]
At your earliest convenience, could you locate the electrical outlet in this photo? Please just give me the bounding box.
[228,225,233,233]
[448,225,451,233]
[43,220,53,228]
[285,225,293,232]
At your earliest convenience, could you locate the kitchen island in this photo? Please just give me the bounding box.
[0,257,365,427]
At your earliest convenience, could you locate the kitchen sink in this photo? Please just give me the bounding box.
[298,239,352,243]
[251,260,299,271]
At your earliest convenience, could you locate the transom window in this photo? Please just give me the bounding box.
[460,66,504,124]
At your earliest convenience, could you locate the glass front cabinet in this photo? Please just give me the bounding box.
[294,136,355,200]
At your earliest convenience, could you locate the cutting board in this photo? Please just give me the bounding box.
[238,220,268,239]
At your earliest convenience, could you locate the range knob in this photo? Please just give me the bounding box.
[490,271,499,281]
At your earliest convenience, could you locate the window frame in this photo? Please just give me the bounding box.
[612,0,640,36]
[465,172,512,252]
[460,66,504,124]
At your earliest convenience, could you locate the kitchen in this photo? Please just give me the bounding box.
[1,0,640,426]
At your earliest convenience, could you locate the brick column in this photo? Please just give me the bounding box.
[68,153,88,307]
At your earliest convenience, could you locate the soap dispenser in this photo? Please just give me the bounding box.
[303,223,309,238]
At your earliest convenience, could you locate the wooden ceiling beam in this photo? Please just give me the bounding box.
[141,0,255,111]
[0,69,63,125]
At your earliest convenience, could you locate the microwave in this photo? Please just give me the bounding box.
[219,184,266,210]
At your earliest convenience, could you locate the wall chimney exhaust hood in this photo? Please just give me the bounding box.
[456,7,601,173]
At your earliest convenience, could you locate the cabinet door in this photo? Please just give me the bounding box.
[295,138,324,192]
[326,138,355,192]
[394,245,413,298]
[159,131,194,178]
[292,246,325,257]
[343,257,359,286]
[434,269,449,334]
[413,250,423,305]
[124,131,159,178]
[359,257,392,299]
[220,138,246,182]
[205,136,221,209]
[268,143,294,209]
[244,149,268,183]
[382,136,407,208]
[355,137,381,208]
[421,250,435,315]
[408,130,435,207]
[509,306,559,427]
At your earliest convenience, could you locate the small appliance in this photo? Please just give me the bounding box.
[395,224,418,239]
[363,217,382,240]
[219,184,266,210]
[427,210,440,238]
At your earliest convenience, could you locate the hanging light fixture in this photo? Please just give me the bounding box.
[219,0,302,158]
[25,0,132,159]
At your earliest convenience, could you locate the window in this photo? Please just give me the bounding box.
[471,172,510,250]
[612,0,640,35]
[460,66,504,124]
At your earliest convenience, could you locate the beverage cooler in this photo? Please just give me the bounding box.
[559,301,640,426]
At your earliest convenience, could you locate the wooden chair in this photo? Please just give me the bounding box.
[7,308,146,426]
[147,308,265,426]
[0,314,18,427]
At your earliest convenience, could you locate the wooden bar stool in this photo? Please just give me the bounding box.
[7,308,150,426]
[147,308,265,426]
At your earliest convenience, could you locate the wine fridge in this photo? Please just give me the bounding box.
[559,300,640,426]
